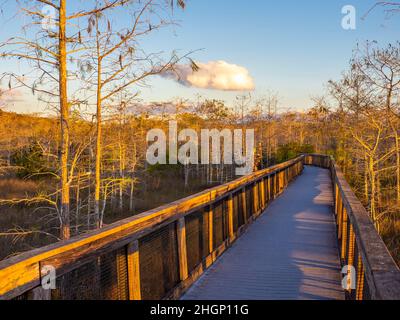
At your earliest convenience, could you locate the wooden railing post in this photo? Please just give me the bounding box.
[347,225,355,267]
[227,194,235,241]
[356,254,365,300]
[260,178,266,210]
[341,208,348,261]
[208,205,214,253]
[177,218,189,281]
[337,197,343,240]
[253,182,259,216]
[241,188,247,222]
[127,241,141,300]
[335,183,339,216]
[284,168,288,188]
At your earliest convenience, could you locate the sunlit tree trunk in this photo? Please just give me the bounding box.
[75,172,81,234]
[368,156,379,232]
[94,13,103,229]
[129,180,135,212]
[364,152,369,203]
[59,0,70,240]
[389,119,400,204]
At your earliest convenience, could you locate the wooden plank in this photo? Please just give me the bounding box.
[127,241,141,300]
[0,261,40,300]
[177,218,189,281]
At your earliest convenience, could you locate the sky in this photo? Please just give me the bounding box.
[1,0,400,113]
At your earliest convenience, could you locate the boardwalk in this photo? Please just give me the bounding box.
[2,155,398,300]
[182,166,344,300]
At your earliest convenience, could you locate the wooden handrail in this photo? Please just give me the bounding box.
[305,154,400,300]
[0,156,304,300]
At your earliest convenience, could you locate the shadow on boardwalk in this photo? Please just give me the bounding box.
[182,166,344,300]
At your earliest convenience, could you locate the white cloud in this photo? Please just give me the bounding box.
[163,60,255,91]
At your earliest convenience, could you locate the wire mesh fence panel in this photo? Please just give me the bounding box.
[245,186,253,218]
[12,290,33,300]
[185,209,210,273]
[270,174,276,199]
[232,191,240,232]
[263,177,268,204]
[237,190,246,229]
[266,175,270,203]
[139,223,180,300]
[213,199,228,248]
[51,247,129,300]
[257,180,263,210]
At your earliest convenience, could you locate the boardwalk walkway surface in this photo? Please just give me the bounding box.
[182,166,344,300]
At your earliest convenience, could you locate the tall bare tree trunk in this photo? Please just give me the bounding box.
[75,172,81,234]
[119,142,124,211]
[389,119,400,204]
[364,153,369,203]
[396,136,400,205]
[368,156,379,232]
[129,180,135,212]
[95,19,102,229]
[59,0,70,240]
[95,90,102,227]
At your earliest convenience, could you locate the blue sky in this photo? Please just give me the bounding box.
[1,0,400,113]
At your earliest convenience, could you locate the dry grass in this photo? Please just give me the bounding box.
[381,217,400,267]
[0,178,38,199]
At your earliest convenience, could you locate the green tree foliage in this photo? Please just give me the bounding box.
[275,143,315,163]
[11,143,48,178]
[198,99,231,121]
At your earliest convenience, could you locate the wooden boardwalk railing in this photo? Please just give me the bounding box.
[0,154,399,300]
[304,154,400,300]
[0,156,303,300]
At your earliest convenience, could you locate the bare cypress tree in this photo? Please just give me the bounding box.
[78,0,192,228]
[0,0,141,239]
